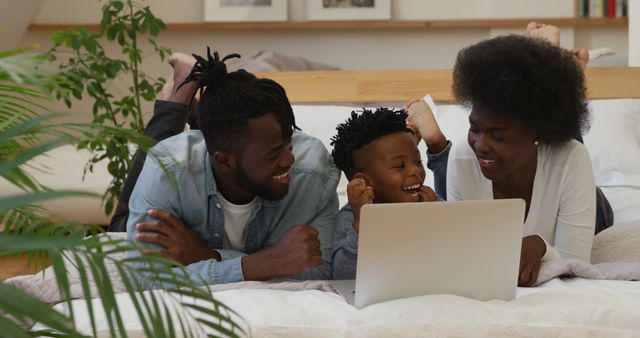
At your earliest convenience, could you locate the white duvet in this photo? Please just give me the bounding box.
[32,279,640,337]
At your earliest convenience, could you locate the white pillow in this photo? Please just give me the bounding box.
[583,99,640,189]
[433,103,471,144]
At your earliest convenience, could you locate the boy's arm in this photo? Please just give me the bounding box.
[331,206,359,280]
[426,140,452,200]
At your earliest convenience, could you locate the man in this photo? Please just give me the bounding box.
[125,49,339,286]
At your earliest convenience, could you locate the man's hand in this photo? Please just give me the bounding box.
[518,235,546,287]
[347,178,374,233]
[241,224,323,280]
[135,209,220,265]
[418,185,437,202]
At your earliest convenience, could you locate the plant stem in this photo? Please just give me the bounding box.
[128,0,144,133]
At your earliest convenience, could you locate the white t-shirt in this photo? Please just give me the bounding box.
[446,139,596,262]
[218,194,257,251]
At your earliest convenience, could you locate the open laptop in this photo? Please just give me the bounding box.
[332,199,525,308]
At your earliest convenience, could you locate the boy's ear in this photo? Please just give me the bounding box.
[353,172,371,186]
[213,151,236,172]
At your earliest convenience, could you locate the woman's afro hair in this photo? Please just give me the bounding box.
[453,35,590,143]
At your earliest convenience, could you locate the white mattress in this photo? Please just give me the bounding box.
[38,278,640,337]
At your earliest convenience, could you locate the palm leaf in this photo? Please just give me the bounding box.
[1,33,245,338]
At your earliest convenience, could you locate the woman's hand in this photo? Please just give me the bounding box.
[404,99,447,154]
[518,235,547,287]
[347,178,374,234]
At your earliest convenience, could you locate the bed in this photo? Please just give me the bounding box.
[9,67,640,337]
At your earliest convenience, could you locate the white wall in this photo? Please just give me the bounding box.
[0,0,44,49]
[630,0,639,66]
[10,0,631,123]
[30,0,575,22]
[25,0,628,70]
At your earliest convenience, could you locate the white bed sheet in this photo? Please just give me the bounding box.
[40,279,640,337]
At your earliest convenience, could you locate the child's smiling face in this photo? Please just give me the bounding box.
[354,132,429,203]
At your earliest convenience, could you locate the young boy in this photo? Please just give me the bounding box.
[330,107,439,279]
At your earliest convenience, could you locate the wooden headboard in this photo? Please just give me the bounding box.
[256,67,640,104]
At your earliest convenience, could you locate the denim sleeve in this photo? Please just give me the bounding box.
[331,205,358,279]
[127,153,248,287]
[187,192,340,285]
[126,157,183,288]
[294,190,339,280]
[180,257,245,286]
[109,101,189,232]
[426,140,452,200]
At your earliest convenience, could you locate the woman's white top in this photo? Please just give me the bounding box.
[447,139,596,261]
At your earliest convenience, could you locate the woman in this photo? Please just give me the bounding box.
[408,33,605,287]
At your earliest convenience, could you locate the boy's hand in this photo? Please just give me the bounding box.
[404,99,447,154]
[347,178,374,233]
[418,185,437,202]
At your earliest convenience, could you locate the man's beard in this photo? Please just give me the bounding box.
[234,165,288,201]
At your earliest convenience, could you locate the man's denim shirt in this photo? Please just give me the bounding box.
[331,142,450,280]
[127,129,340,286]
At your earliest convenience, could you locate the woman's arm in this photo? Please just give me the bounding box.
[551,145,597,261]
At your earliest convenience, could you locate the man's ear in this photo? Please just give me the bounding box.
[213,150,236,172]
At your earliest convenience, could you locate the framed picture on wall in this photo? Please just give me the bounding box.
[204,0,288,22]
[306,0,391,21]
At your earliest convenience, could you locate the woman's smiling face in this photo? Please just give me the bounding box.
[467,106,539,182]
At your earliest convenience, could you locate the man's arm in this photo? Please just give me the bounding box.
[137,206,328,284]
[293,190,340,280]
[127,156,248,287]
[110,52,198,231]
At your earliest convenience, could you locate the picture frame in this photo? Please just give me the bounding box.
[204,0,288,22]
[306,0,391,21]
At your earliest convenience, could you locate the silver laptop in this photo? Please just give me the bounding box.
[332,199,525,308]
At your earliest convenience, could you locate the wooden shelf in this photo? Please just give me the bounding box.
[28,17,628,32]
[254,67,640,104]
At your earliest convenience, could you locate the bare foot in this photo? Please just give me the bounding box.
[527,21,560,47]
[570,47,589,71]
[405,99,447,154]
[167,52,198,105]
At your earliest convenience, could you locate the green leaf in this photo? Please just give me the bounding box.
[0,190,98,212]
[112,1,124,11]
[0,284,82,337]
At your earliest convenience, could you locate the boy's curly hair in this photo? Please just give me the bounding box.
[330,107,410,178]
[453,35,589,143]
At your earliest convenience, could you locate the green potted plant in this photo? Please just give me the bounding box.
[0,43,245,337]
[44,0,171,215]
